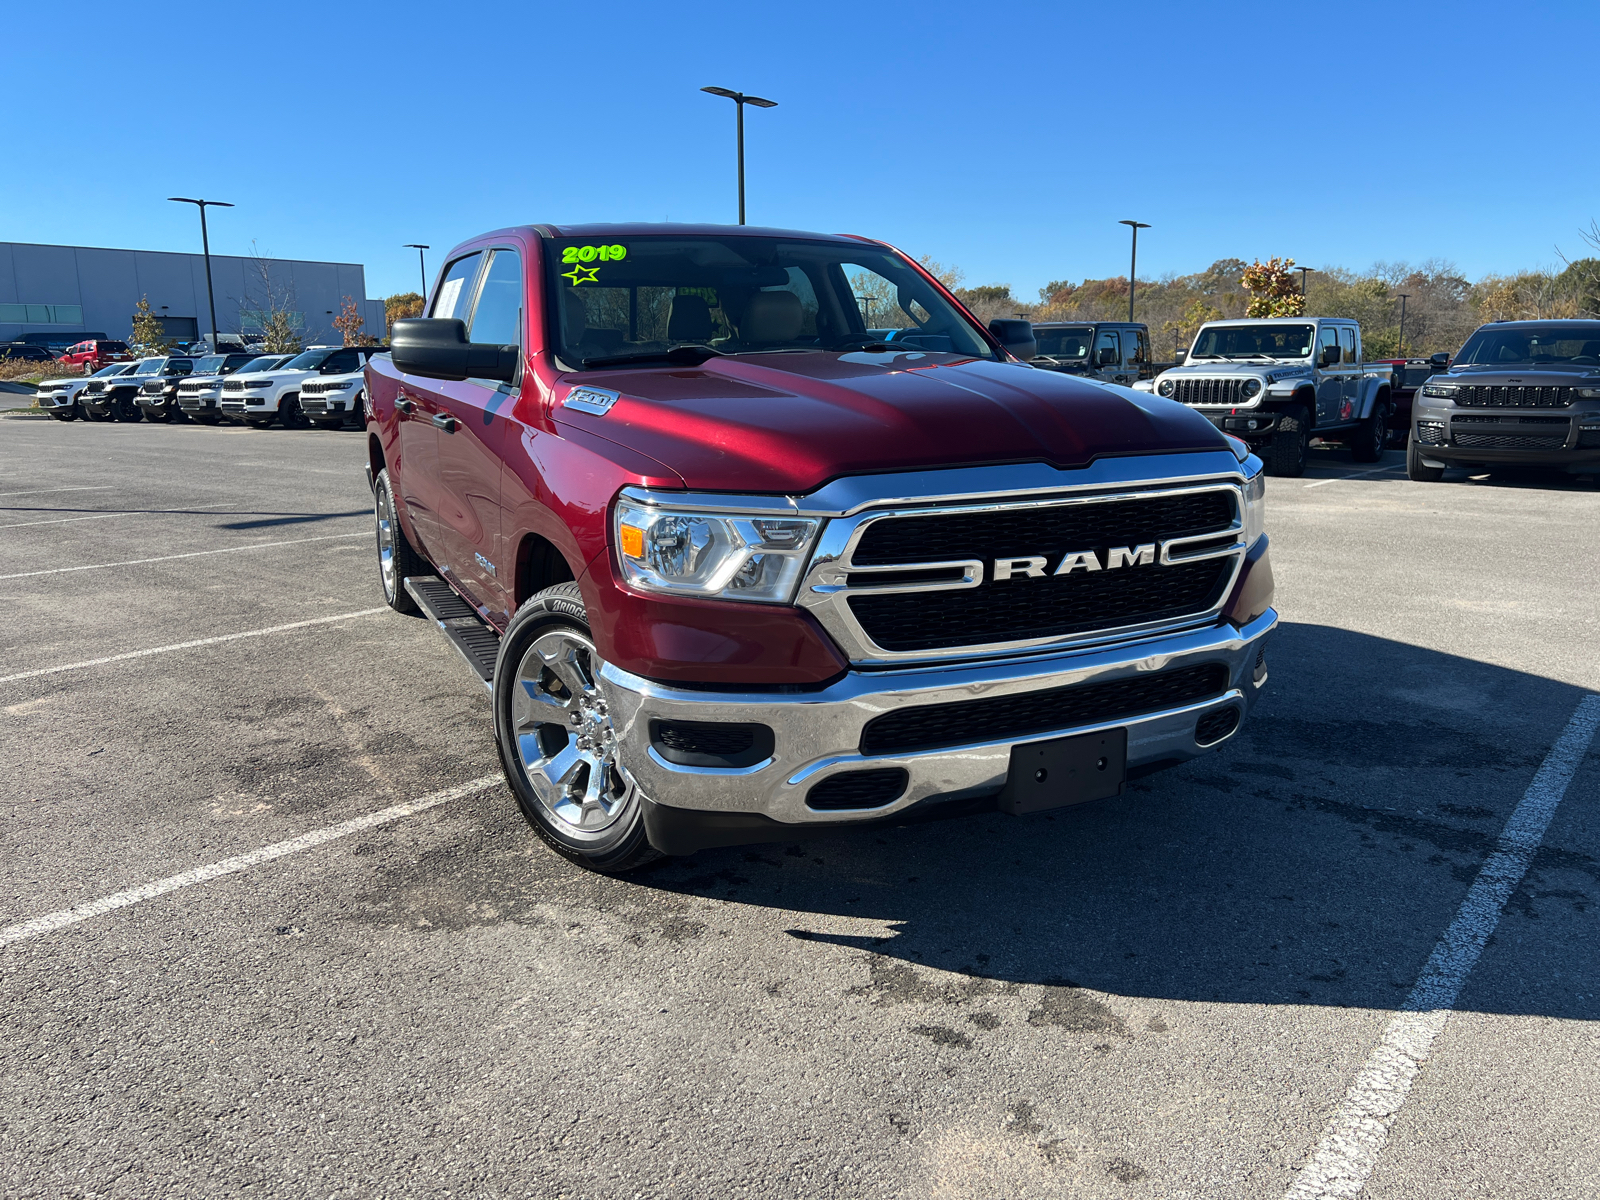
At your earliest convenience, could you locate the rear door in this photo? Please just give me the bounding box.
[398,251,483,560]
[1315,325,1342,424]
[431,246,523,623]
[1338,325,1359,422]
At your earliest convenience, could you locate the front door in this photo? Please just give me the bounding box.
[398,251,483,561]
[1315,325,1342,425]
[432,246,523,624]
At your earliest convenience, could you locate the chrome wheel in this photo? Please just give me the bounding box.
[511,629,635,836]
[375,481,399,602]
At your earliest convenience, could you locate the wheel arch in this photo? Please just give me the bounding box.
[514,531,578,609]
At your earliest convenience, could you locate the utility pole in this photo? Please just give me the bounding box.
[1297,266,1317,295]
[168,197,233,347]
[404,245,430,298]
[1118,220,1150,323]
[1395,293,1410,357]
[700,87,778,225]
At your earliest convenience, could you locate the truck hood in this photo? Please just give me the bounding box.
[553,351,1228,493]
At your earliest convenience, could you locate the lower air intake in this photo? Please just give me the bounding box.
[807,768,909,811]
[1195,707,1240,746]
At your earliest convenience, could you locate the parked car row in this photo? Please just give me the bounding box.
[39,344,384,430]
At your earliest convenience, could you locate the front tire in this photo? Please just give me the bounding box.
[494,582,662,874]
[1406,432,1446,482]
[279,394,304,428]
[373,467,427,614]
[1352,400,1389,462]
[113,395,142,422]
[1267,403,1310,477]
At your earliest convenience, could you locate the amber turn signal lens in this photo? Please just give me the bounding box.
[619,524,645,559]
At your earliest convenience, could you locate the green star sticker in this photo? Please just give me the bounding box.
[562,264,601,286]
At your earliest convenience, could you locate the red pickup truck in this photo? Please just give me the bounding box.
[367,223,1276,872]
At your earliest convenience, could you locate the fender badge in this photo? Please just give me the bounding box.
[563,387,620,416]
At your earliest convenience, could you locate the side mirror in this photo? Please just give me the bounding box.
[1173,350,1187,364]
[1320,344,1341,367]
[391,318,518,383]
[988,319,1036,362]
[1430,352,1449,366]
[1097,347,1118,367]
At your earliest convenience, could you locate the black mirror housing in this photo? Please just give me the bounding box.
[1320,344,1341,367]
[391,318,518,383]
[1430,352,1449,365]
[1097,347,1118,366]
[988,318,1036,362]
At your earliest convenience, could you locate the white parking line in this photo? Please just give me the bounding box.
[1303,464,1405,489]
[1283,693,1600,1200]
[0,485,117,499]
[0,608,389,686]
[0,501,230,529]
[0,531,369,580]
[0,775,502,949]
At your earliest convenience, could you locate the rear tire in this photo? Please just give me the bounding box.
[1406,432,1446,482]
[373,467,427,614]
[493,582,663,873]
[1267,403,1309,477]
[1352,400,1388,462]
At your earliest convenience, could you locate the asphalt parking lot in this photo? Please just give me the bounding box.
[2,414,1597,1199]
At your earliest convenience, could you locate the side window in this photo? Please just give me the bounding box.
[1340,326,1357,363]
[468,249,523,347]
[1318,326,1339,364]
[324,349,361,373]
[1094,329,1120,365]
[431,253,482,322]
[1131,330,1150,364]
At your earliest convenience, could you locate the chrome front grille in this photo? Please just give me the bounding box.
[1168,377,1254,406]
[799,483,1246,664]
[1453,384,1574,408]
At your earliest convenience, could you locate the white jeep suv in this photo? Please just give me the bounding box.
[37,362,138,421]
[299,350,380,430]
[219,345,377,428]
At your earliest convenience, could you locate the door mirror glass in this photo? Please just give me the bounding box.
[1098,346,1118,366]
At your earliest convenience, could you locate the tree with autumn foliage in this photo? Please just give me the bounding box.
[1240,258,1307,318]
[333,296,378,346]
[384,293,424,334]
[129,296,173,354]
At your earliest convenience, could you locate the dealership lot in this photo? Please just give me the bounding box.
[1,418,1597,1198]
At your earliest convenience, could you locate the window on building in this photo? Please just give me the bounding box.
[0,303,84,324]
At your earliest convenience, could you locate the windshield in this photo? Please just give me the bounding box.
[161,359,193,375]
[282,348,335,370]
[1453,323,1600,367]
[1191,324,1313,360]
[91,362,128,377]
[239,355,283,373]
[193,355,227,373]
[546,235,994,369]
[1033,326,1094,359]
[133,359,163,374]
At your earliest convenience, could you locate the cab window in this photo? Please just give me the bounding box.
[469,249,523,347]
[1094,329,1121,365]
[1339,326,1357,363]
[432,253,483,322]
[1318,326,1339,363]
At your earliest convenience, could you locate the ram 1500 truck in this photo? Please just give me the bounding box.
[368,223,1276,872]
[1407,319,1600,480]
[1146,317,1393,476]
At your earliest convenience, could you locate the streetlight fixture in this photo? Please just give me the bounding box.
[404,245,430,298]
[168,197,233,348]
[1395,293,1411,357]
[1118,220,1150,323]
[1296,266,1317,295]
[700,86,778,225]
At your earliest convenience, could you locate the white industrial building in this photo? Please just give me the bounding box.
[0,241,389,348]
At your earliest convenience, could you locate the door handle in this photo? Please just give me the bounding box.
[432,412,457,433]
[395,396,415,415]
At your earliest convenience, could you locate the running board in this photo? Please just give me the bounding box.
[404,576,500,691]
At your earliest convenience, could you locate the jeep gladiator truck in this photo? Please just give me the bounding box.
[1147,317,1393,476]
[1029,322,1154,386]
[368,223,1276,872]
[1407,319,1600,481]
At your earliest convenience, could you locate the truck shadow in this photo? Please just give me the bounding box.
[640,621,1599,1020]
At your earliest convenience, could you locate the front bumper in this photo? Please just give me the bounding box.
[601,607,1276,826]
[178,393,221,411]
[1413,405,1600,468]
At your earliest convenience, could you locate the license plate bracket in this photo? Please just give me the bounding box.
[997,728,1127,816]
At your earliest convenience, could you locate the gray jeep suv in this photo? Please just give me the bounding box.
[1408,320,1600,480]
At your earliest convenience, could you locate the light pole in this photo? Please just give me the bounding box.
[404,245,430,298]
[701,87,778,225]
[1395,293,1410,357]
[1297,266,1317,295]
[168,197,233,348]
[1118,220,1150,323]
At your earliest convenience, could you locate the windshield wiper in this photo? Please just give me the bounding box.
[582,344,724,369]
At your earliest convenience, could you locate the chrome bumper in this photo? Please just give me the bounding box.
[601,608,1277,825]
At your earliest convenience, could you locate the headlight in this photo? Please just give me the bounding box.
[1420,383,1457,399]
[1242,469,1266,546]
[1576,386,1600,398]
[1157,379,1174,397]
[323,380,354,389]
[1240,378,1261,398]
[614,497,822,604]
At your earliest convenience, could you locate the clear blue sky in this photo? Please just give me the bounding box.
[7,0,1598,301]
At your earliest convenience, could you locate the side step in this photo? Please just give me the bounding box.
[404,576,501,691]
